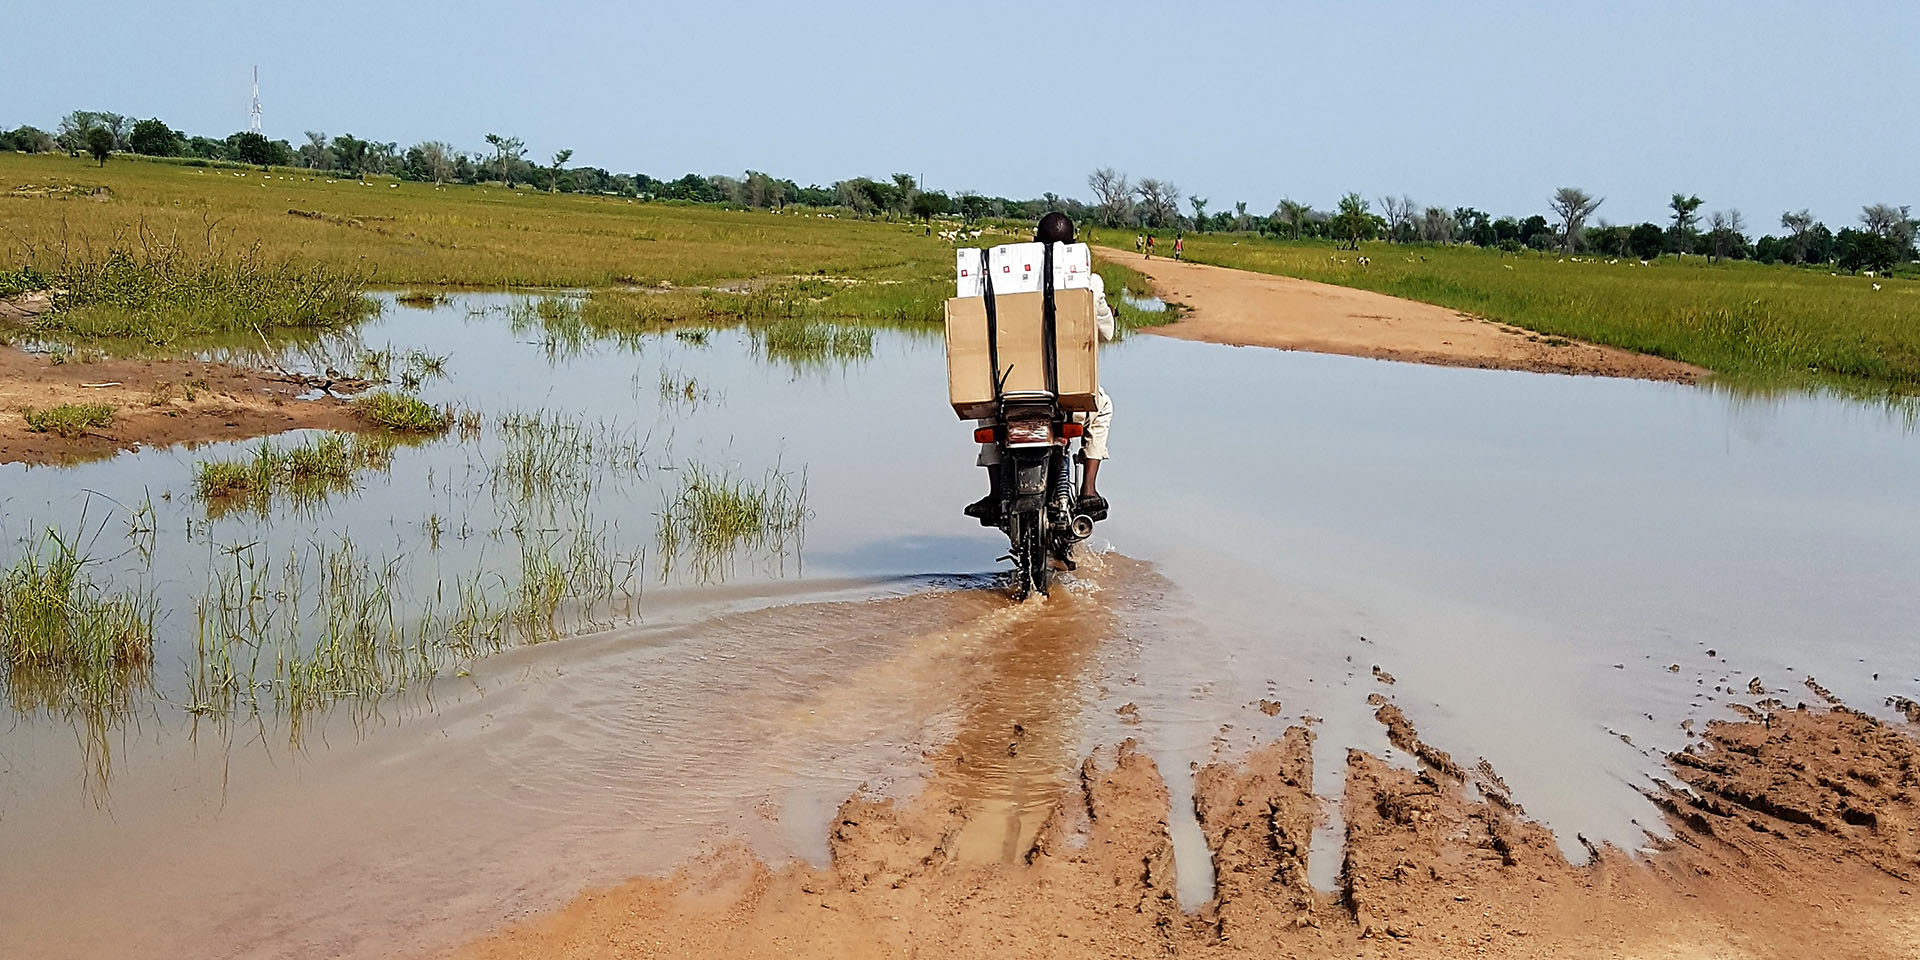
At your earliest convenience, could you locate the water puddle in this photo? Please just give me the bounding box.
[3,292,1918,958]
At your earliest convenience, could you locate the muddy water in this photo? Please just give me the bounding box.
[3,294,1919,959]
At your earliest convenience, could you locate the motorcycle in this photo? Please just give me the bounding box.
[973,394,1098,599]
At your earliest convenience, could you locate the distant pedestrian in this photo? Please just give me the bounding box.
[1135,233,1144,253]
[1145,235,1155,259]
[1173,234,1184,261]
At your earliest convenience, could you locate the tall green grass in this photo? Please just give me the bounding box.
[355,390,453,432]
[0,529,154,713]
[656,463,809,582]
[18,243,377,346]
[192,433,398,517]
[1174,235,1920,389]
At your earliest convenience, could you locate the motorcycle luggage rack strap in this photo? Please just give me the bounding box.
[1042,241,1059,396]
[981,248,1009,401]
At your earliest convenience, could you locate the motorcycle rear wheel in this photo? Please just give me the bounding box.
[1014,508,1051,599]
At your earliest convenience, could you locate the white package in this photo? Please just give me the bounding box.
[987,242,1045,294]
[954,248,986,298]
[1051,242,1093,289]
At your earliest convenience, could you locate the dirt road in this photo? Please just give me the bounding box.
[1095,247,1706,382]
[449,701,1919,960]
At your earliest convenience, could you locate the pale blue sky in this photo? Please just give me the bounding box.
[9,0,1915,228]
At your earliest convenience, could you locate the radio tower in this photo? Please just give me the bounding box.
[248,66,263,135]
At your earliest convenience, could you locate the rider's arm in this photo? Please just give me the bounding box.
[1091,273,1115,342]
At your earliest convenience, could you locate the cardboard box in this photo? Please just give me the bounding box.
[945,286,1100,419]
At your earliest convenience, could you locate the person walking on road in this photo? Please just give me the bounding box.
[1173,234,1184,261]
[1144,235,1155,260]
[1134,233,1144,253]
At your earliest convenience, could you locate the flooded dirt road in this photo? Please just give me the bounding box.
[2,294,1917,958]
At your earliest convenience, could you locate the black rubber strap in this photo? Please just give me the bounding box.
[982,248,1002,400]
[1042,242,1058,396]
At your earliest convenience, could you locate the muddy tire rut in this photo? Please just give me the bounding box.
[451,700,1920,960]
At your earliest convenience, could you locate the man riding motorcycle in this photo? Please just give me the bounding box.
[964,212,1114,526]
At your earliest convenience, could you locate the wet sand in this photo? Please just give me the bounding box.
[449,703,1920,960]
[1093,247,1707,382]
[0,344,360,464]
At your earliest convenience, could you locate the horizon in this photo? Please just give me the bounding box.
[9,0,1916,229]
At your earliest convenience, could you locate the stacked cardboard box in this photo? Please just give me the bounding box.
[945,242,1100,418]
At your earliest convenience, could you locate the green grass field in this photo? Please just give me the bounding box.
[6,152,1914,390]
[1170,234,1919,389]
[0,152,955,289]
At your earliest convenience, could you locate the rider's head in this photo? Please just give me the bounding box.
[1036,212,1075,245]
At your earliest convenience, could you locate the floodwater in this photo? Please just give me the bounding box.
[3,293,1918,959]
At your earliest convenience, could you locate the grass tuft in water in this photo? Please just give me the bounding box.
[756,319,875,369]
[191,433,399,517]
[355,390,453,432]
[656,463,808,581]
[0,529,154,713]
[23,402,116,437]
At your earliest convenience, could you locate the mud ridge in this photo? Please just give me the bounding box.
[449,703,1920,959]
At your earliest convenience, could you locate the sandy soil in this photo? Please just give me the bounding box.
[0,345,361,465]
[1095,247,1707,382]
[448,703,1918,959]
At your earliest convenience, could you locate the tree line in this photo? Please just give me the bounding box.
[7,111,1912,274]
[1,109,1064,223]
[1085,168,1918,275]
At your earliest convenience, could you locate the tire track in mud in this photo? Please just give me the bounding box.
[447,563,1920,959]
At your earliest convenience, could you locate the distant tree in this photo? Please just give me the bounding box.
[1042,191,1061,212]
[1627,222,1666,260]
[85,127,113,166]
[1332,193,1375,250]
[232,131,274,166]
[1188,196,1208,232]
[1086,168,1132,226]
[1667,193,1704,254]
[56,111,107,155]
[549,148,573,192]
[1835,227,1899,274]
[1803,222,1836,264]
[1705,209,1747,263]
[1133,178,1181,228]
[957,191,990,225]
[409,141,456,184]
[331,134,371,179]
[1859,202,1916,253]
[299,130,330,169]
[1547,187,1603,253]
[483,133,526,187]
[911,190,951,220]
[1519,215,1552,249]
[1586,223,1630,256]
[1419,206,1454,243]
[128,118,178,156]
[2,125,55,153]
[1453,207,1492,246]
[1778,209,1815,263]
[1378,195,1416,243]
[1232,201,1249,232]
[891,173,917,217]
[1275,199,1310,240]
